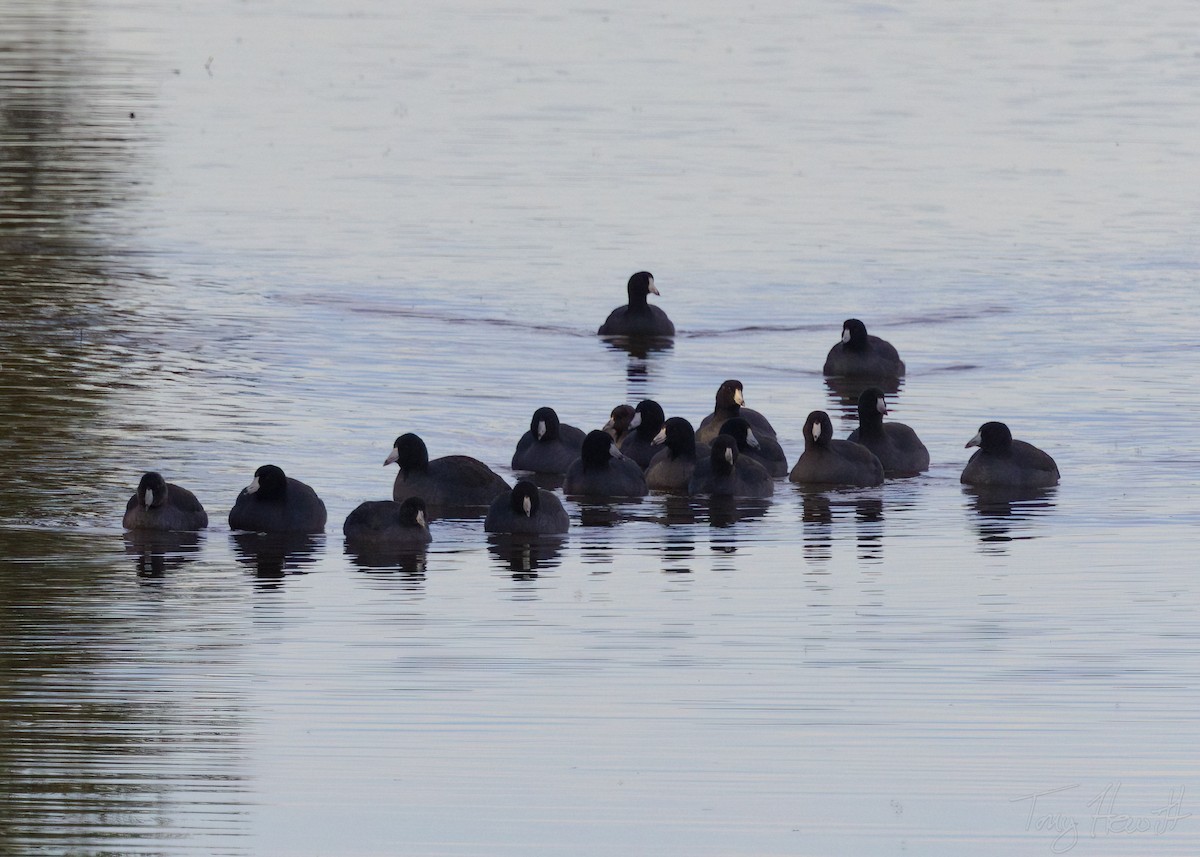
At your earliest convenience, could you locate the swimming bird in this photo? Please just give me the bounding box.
[846,387,929,476]
[718,417,788,477]
[696,379,777,444]
[961,421,1060,488]
[603,404,636,446]
[511,406,586,474]
[822,318,905,378]
[122,471,208,531]
[228,464,327,533]
[563,430,648,497]
[645,416,708,492]
[789,410,884,487]
[597,271,675,337]
[485,480,570,535]
[687,435,774,498]
[343,496,432,547]
[618,399,667,469]
[386,433,509,507]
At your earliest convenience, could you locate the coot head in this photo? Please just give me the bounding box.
[627,271,659,304]
[719,417,760,451]
[510,480,542,517]
[604,404,635,439]
[841,319,869,350]
[581,429,622,469]
[966,421,1013,454]
[714,379,745,409]
[654,416,698,457]
[857,387,888,425]
[530,407,562,441]
[629,399,666,439]
[709,435,739,475]
[398,496,428,528]
[246,464,289,501]
[135,471,168,508]
[385,433,430,471]
[803,411,834,448]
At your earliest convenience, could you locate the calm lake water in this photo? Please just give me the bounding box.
[2,0,1198,854]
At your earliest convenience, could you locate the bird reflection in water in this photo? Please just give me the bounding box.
[964,485,1058,553]
[823,375,903,423]
[656,495,771,565]
[600,335,674,362]
[854,495,884,561]
[576,500,645,529]
[600,335,673,401]
[705,496,770,530]
[343,540,427,582]
[658,496,698,573]
[124,530,204,581]
[231,532,323,586]
[799,492,885,564]
[487,534,565,580]
[706,496,770,568]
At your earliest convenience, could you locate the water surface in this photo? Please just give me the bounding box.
[1,1,1197,854]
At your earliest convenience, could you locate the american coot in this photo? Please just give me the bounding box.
[688,435,775,498]
[563,430,648,498]
[718,417,788,477]
[597,271,675,337]
[343,496,432,547]
[822,319,906,378]
[961,422,1060,488]
[386,433,509,507]
[603,404,636,446]
[485,480,570,535]
[696,380,777,444]
[846,387,930,476]
[511,406,587,474]
[228,465,327,533]
[789,411,884,487]
[645,417,708,492]
[122,471,208,531]
[618,399,667,470]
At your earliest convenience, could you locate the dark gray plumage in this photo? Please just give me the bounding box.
[122,471,208,531]
[696,380,777,445]
[822,319,905,378]
[386,433,508,507]
[718,417,788,477]
[229,465,327,533]
[688,435,774,498]
[846,387,929,476]
[597,271,675,337]
[645,417,708,492]
[789,410,884,487]
[563,430,648,498]
[343,497,432,547]
[961,421,1060,488]
[485,480,570,535]
[618,399,667,470]
[511,407,586,474]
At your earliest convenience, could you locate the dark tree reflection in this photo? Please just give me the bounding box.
[0,6,248,853]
